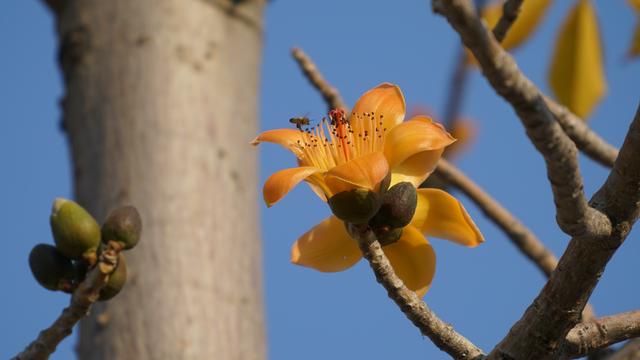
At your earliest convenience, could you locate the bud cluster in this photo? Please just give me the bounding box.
[328,175,417,246]
[28,198,142,301]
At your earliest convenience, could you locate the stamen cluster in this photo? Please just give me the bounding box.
[293,109,388,170]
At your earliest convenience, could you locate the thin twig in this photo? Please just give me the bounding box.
[13,242,122,360]
[291,47,347,112]
[432,0,609,238]
[492,0,524,43]
[442,0,487,128]
[349,224,484,360]
[436,159,557,277]
[564,311,640,359]
[443,49,470,129]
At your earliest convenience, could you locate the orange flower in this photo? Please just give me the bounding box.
[252,83,484,296]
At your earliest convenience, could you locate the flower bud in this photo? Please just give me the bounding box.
[375,227,403,246]
[29,244,76,291]
[328,188,381,224]
[378,172,392,194]
[102,206,142,250]
[50,198,101,260]
[369,182,417,229]
[99,254,127,301]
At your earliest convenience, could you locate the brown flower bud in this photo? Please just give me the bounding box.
[328,188,381,224]
[369,182,417,229]
[375,227,403,246]
[102,206,142,250]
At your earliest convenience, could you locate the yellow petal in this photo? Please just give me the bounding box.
[305,180,330,202]
[384,116,455,168]
[411,188,484,247]
[324,152,389,195]
[390,148,444,187]
[548,0,607,119]
[630,0,640,13]
[291,216,362,272]
[483,0,552,50]
[251,128,304,156]
[349,83,406,135]
[382,226,436,297]
[628,22,640,58]
[263,167,323,207]
[383,116,454,187]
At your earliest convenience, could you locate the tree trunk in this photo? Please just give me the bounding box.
[50,0,266,358]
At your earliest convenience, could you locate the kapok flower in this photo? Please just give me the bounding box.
[252,83,484,296]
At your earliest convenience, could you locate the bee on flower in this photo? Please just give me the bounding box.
[252,83,484,297]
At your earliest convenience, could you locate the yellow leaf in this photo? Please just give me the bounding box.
[630,24,640,58]
[548,0,606,119]
[467,0,552,65]
[483,0,553,50]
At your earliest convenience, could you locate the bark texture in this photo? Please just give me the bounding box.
[53,0,266,359]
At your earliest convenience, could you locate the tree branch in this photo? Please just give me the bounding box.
[432,1,640,358]
[435,159,557,277]
[546,98,619,168]
[291,47,348,112]
[13,242,122,360]
[492,0,524,43]
[488,0,619,169]
[432,0,610,238]
[564,311,640,359]
[486,107,640,359]
[349,224,484,360]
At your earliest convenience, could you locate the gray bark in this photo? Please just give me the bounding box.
[51,0,266,358]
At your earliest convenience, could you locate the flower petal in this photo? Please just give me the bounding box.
[349,83,406,135]
[382,226,436,297]
[548,0,607,119]
[263,167,322,207]
[630,0,640,13]
[384,116,455,168]
[291,216,362,272]
[390,148,444,187]
[383,116,454,186]
[251,128,305,156]
[324,152,389,195]
[411,188,484,247]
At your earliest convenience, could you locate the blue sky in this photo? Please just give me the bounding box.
[1,1,639,359]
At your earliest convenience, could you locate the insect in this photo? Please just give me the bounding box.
[289,115,311,130]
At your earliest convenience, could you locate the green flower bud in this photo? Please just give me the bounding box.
[29,244,76,291]
[375,227,403,246]
[328,188,381,224]
[99,254,127,301]
[50,198,101,260]
[369,182,417,229]
[102,206,142,250]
